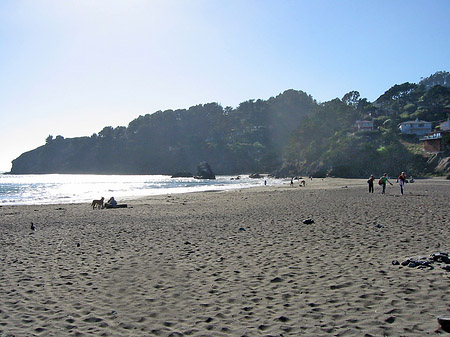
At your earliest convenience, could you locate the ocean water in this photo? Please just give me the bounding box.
[0,174,283,205]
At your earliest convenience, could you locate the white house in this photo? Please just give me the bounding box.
[398,119,432,136]
[355,120,374,132]
[439,119,450,131]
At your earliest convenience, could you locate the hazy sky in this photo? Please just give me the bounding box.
[1,0,449,172]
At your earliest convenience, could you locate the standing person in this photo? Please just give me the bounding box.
[367,174,375,193]
[397,171,407,195]
[379,173,393,194]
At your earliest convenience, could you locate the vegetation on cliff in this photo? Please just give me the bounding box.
[10,71,450,177]
[283,74,450,177]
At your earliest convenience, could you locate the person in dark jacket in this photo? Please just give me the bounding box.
[367,174,375,193]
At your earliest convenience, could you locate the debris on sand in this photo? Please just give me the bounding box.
[393,252,450,271]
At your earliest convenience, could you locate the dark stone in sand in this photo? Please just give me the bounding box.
[431,252,450,264]
[438,316,450,333]
[302,218,314,224]
[396,252,449,272]
[278,316,289,322]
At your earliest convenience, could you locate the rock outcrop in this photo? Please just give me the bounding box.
[194,162,215,179]
[435,156,450,174]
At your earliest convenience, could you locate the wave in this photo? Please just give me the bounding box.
[0,174,284,205]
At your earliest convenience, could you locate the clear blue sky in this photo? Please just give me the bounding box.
[1,0,449,172]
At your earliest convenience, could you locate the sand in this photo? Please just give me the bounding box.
[0,178,449,336]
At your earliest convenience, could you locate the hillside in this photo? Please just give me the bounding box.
[283,73,450,177]
[11,90,316,175]
[10,71,450,177]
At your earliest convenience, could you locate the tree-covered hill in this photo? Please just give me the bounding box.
[282,72,450,177]
[10,71,450,177]
[11,90,316,175]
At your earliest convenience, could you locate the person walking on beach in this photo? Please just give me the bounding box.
[397,171,407,195]
[379,173,393,194]
[367,174,375,193]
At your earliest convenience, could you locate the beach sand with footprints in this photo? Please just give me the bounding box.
[0,178,449,336]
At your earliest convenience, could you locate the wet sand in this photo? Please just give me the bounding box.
[1,178,449,336]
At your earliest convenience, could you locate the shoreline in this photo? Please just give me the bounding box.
[3,176,448,208]
[1,175,448,207]
[0,174,286,207]
[1,178,449,336]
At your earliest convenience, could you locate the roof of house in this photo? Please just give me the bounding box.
[399,119,432,127]
[400,119,431,125]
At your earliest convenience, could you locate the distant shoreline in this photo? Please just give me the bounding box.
[2,176,448,207]
[0,174,285,206]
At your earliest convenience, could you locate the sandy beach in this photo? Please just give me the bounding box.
[1,178,449,336]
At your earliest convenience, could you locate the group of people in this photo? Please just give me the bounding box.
[367,172,409,195]
[290,177,307,187]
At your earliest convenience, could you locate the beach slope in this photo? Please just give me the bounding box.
[1,178,449,336]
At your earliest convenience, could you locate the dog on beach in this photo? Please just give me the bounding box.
[91,197,104,209]
[299,180,306,187]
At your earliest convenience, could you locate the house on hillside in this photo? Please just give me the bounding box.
[398,119,432,136]
[439,119,450,131]
[420,130,450,152]
[355,120,374,132]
